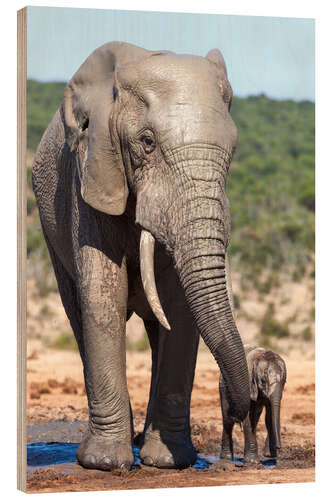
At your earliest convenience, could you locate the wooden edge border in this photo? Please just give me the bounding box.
[17,6,27,492]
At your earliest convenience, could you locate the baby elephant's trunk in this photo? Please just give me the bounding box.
[270,386,282,450]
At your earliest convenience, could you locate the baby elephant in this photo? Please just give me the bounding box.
[219,345,287,463]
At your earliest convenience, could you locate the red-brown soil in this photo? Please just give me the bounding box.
[26,346,315,493]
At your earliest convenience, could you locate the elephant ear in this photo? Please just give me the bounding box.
[278,357,287,385]
[205,48,233,106]
[250,363,259,401]
[62,42,149,215]
[206,48,228,75]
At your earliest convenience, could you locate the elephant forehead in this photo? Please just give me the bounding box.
[119,54,224,100]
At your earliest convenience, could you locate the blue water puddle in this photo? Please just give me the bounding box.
[27,443,276,469]
[27,442,80,467]
[196,455,276,469]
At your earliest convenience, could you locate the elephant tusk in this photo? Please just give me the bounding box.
[140,230,171,331]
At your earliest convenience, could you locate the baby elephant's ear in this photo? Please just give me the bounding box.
[250,374,258,401]
[248,358,258,401]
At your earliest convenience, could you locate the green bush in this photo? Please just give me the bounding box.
[257,273,280,294]
[233,293,240,310]
[27,80,66,151]
[50,332,78,350]
[298,185,315,212]
[228,95,314,285]
[258,303,290,347]
[126,332,150,351]
[27,166,33,189]
[39,304,52,318]
[27,227,46,257]
[301,327,312,341]
[27,196,36,215]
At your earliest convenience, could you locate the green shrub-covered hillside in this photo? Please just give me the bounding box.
[27,81,314,294]
[228,95,314,287]
[27,80,67,151]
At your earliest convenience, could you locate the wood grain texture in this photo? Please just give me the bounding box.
[17,7,27,492]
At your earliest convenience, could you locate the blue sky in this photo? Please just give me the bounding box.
[27,6,315,101]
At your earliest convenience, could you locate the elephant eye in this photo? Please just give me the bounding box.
[81,118,89,132]
[141,134,156,154]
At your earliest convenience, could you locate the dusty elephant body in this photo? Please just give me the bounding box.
[220,345,287,463]
[32,42,250,471]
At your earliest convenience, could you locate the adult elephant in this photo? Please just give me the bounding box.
[32,42,250,471]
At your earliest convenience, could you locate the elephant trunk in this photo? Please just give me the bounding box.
[139,225,250,422]
[270,387,282,450]
[173,233,250,422]
[137,147,250,422]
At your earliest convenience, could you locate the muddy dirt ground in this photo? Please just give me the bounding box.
[25,343,315,493]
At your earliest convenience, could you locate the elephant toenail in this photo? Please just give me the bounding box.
[143,456,154,466]
[85,454,96,466]
[160,456,174,468]
[102,457,112,469]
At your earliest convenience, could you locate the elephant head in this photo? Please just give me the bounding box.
[62,41,250,422]
[250,350,287,451]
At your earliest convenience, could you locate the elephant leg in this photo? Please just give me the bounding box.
[263,405,277,458]
[142,320,159,436]
[243,401,263,464]
[75,244,134,471]
[219,376,235,460]
[263,434,271,457]
[140,268,199,468]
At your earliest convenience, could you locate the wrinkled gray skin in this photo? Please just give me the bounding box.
[32,41,250,471]
[220,346,287,463]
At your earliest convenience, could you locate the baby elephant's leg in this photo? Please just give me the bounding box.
[263,434,271,457]
[263,404,280,458]
[243,401,263,464]
[219,376,235,460]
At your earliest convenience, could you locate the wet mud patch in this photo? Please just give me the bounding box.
[27,420,88,443]
[27,422,276,473]
[26,421,314,492]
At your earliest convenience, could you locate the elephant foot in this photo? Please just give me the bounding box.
[244,453,260,465]
[263,445,279,458]
[140,429,197,469]
[263,445,274,458]
[209,458,237,472]
[220,449,233,461]
[76,431,134,471]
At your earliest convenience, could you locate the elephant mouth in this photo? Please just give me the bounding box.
[140,229,171,330]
